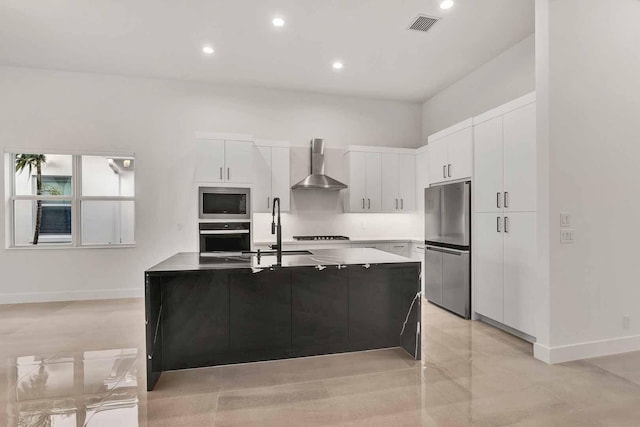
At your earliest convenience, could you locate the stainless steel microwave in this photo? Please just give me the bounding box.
[198,187,251,220]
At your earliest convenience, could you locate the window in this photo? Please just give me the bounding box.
[7,152,135,248]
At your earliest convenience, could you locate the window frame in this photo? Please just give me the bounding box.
[5,149,136,249]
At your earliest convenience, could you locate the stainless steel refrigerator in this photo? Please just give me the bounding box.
[424,181,471,319]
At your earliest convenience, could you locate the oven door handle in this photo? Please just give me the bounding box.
[199,230,250,235]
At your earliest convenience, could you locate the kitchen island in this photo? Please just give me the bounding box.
[145,248,421,391]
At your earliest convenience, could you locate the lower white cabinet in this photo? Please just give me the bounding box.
[474,212,537,337]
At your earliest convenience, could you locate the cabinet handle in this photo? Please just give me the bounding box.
[267,197,270,209]
[368,199,371,209]
[443,165,446,178]
[504,216,509,233]
[504,192,509,208]
[362,198,365,209]
[497,192,501,208]
[227,168,230,180]
[401,199,404,209]
[497,217,501,233]
[396,199,398,209]
[219,167,223,180]
[448,164,451,178]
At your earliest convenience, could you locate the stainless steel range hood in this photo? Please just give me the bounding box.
[291,139,347,190]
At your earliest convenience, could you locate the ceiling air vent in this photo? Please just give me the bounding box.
[407,15,440,33]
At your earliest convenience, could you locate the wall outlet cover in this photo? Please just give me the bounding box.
[560,213,572,228]
[560,229,575,244]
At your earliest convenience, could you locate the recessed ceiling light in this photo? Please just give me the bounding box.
[440,0,454,9]
[332,61,344,70]
[272,17,285,27]
[202,45,215,55]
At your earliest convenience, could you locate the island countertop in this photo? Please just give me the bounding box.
[147,248,419,273]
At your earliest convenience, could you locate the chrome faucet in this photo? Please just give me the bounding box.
[270,197,282,264]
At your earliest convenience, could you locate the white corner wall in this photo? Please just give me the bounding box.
[0,66,422,303]
[535,0,640,363]
[422,34,535,140]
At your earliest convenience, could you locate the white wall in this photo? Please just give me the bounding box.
[535,0,640,363]
[0,66,422,303]
[422,34,535,139]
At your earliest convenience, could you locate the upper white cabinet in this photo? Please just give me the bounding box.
[253,141,291,213]
[415,146,429,213]
[195,135,254,184]
[345,151,382,212]
[344,147,416,213]
[427,120,473,185]
[381,153,416,212]
[473,95,536,213]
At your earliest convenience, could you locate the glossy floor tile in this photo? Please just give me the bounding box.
[2,298,640,426]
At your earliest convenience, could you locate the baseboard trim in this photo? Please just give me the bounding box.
[0,288,144,304]
[535,335,640,364]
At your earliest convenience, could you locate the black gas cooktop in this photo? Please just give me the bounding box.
[292,235,350,241]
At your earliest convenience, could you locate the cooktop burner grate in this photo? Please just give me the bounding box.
[292,235,350,241]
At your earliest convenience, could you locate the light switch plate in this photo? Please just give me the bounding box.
[560,213,572,228]
[560,229,575,244]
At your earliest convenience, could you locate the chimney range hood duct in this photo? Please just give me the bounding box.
[291,139,347,190]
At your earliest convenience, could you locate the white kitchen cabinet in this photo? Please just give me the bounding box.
[253,143,290,213]
[195,138,254,184]
[415,147,429,213]
[473,116,504,213]
[503,212,537,336]
[473,96,536,214]
[503,103,536,212]
[381,153,416,212]
[195,139,225,183]
[381,153,399,212]
[474,213,505,323]
[398,154,416,211]
[474,211,537,336]
[427,138,448,185]
[428,121,473,185]
[344,151,381,212]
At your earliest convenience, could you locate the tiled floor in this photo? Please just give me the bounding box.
[2,299,640,426]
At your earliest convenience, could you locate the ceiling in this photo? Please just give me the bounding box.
[0,0,534,102]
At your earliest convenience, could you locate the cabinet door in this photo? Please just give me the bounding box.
[292,269,348,349]
[415,149,429,213]
[425,247,443,305]
[347,152,367,212]
[229,270,291,352]
[428,139,448,185]
[503,212,537,337]
[271,146,290,212]
[474,213,504,323]
[474,116,504,213]
[446,127,473,181]
[381,153,399,211]
[253,146,272,213]
[195,139,225,182]
[365,152,382,211]
[161,272,230,370]
[224,140,254,183]
[398,154,416,211]
[503,103,536,212]
[349,267,404,349]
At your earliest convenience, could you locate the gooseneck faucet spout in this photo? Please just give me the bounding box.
[271,197,282,264]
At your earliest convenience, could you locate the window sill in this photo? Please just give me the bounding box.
[6,244,137,251]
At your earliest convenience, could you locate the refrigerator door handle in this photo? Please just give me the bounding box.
[426,246,468,256]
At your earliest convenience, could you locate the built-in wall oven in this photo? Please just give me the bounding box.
[199,222,251,255]
[199,187,250,220]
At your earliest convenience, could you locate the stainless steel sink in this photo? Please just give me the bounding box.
[242,250,312,256]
